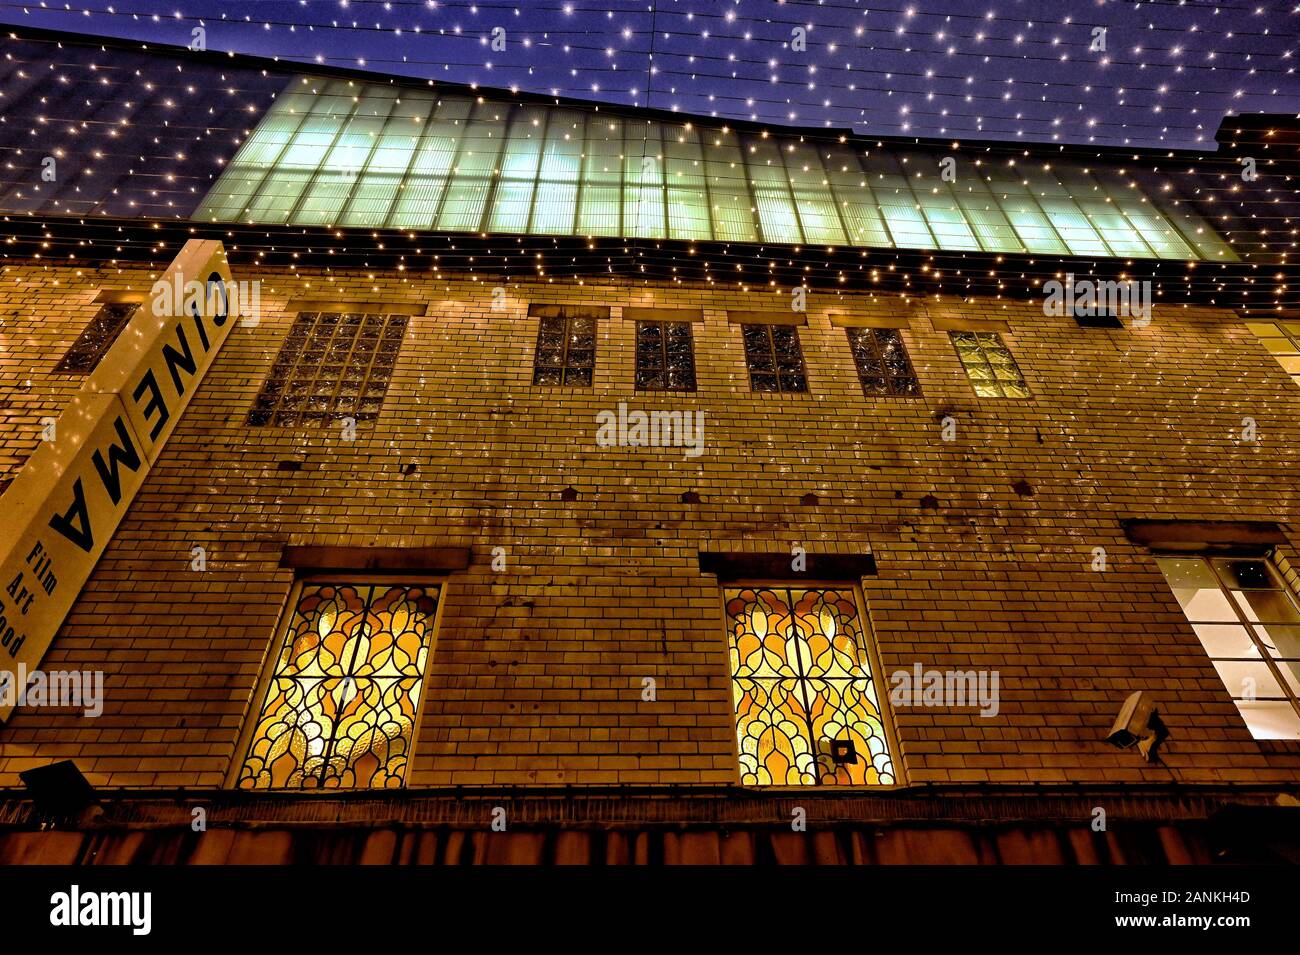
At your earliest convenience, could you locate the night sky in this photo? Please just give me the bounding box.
[2,0,1296,149]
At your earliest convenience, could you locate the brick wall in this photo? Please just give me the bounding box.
[2,260,1299,789]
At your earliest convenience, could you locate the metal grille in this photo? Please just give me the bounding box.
[724,586,895,787]
[237,581,441,790]
[54,302,138,373]
[846,327,921,396]
[248,312,406,426]
[635,321,697,391]
[533,312,596,386]
[949,330,1030,398]
[741,323,807,393]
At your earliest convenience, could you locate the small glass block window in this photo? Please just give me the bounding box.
[1245,320,1300,388]
[55,302,139,373]
[248,312,407,427]
[949,331,1030,398]
[1155,555,1300,740]
[635,320,696,391]
[725,586,896,787]
[533,312,597,386]
[741,323,808,393]
[846,327,921,396]
[237,581,441,789]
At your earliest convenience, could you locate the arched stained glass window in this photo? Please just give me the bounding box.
[724,586,896,787]
[237,581,441,789]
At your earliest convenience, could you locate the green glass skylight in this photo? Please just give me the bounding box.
[196,76,1236,261]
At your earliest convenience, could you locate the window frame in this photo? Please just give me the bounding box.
[1153,549,1300,740]
[54,301,140,374]
[845,326,922,397]
[227,573,447,790]
[532,310,598,387]
[948,329,1030,399]
[739,322,809,394]
[634,319,697,392]
[717,578,902,789]
[1245,319,1300,389]
[247,311,408,427]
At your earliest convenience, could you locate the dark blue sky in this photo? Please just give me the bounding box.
[3,0,1296,148]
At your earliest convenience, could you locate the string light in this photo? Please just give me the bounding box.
[0,2,1289,315]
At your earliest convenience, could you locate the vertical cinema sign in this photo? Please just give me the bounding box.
[0,240,238,721]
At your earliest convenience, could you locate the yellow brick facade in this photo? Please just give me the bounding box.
[2,260,1299,789]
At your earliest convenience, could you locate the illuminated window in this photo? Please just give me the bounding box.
[248,312,407,426]
[846,327,921,396]
[949,331,1029,398]
[236,580,442,789]
[1245,320,1300,389]
[55,302,138,373]
[724,586,896,786]
[533,310,597,386]
[1154,555,1300,740]
[635,321,696,391]
[741,324,807,393]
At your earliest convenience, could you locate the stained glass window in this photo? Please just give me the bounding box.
[194,76,1236,261]
[741,324,807,393]
[54,302,139,373]
[1154,556,1300,740]
[248,312,407,426]
[846,327,921,396]
[635,321,696,391]
[1245,320,1300,389]
[237,581,441,789]
[949,330,1030,398]
[533,311,597,386]
[725,587,896,786]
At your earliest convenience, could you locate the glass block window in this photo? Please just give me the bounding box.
[237,581,441,789]
[1245,320,1300,389]
[949,331,1030,398]
[533,311,596,386]
[1155,555,1300,740]
[635,320,696,391]
[725,586,896,786]
[846,327,921,396]
[248,312,407,426]
[741,324,808,393]
[54,302,138,373]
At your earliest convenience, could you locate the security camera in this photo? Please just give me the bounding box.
[1106,691,1168,761]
